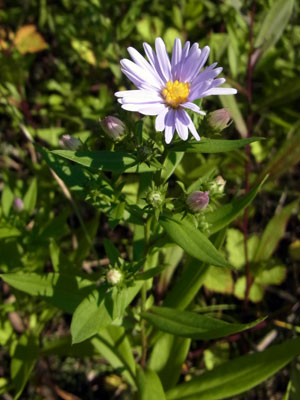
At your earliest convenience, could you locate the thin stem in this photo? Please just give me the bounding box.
[140,216,152,369]
[243,3,256,310]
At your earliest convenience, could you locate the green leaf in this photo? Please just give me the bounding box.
[0,273,95,313]
[170,137,261,153]
[166,338,300,400]
[225,229,259,269]
[51,150,157,173]
[255,0,294,54]
[0,226,22,239]
[10,332,39,400]
[257,130,300,180]
[254,200,299,262]
[255,265,287,286]
[71,282,142,344]
[41,335,97,358]
[164,229,227,310]
[204,342,230,371]
[136,266,166,280]
[203,266,233,294]
[161,151,184,182]
[142,306,264,340]
[92,326,136,386]
[137,366,167,400]
[23,178,37,214]
[234,277,264,303]
[206,176,268,235]
[37,145,92,195]
[103,238,121,266]
[1,184,14,217]
[149,334,191,391]
[160,214,230,268]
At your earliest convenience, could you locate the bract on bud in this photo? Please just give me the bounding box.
[207,109,231,132]
[60,135,82,150]
[106,269,123,285]
[187,191,209,212]
[147,190,163,208]
[215,175,226,193]
[99,116,125,140]
[13,197,24,212]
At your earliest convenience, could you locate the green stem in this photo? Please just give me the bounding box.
[140,216,152,369]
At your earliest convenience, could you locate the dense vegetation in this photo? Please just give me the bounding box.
[0,0,299,399]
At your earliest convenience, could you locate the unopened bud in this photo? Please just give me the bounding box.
[13,197,24,212]
[215,175,226,193]
[187,191,209,212]
[207,109,231,132]
[147,190,163,208]
[209,176,226,195]
[106,269,123,285]
[100,116,125,140]
[60,135,82,150]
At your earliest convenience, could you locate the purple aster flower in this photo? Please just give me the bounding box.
[115,37,237,144]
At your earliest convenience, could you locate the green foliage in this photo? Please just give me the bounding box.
[0,0,299,398]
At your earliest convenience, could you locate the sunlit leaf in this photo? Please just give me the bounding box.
[166,337,300,400]
[14,25,47,54]
[142,306,264,340]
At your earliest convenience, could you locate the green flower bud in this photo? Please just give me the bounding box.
[106,269,123,285]
[100,116,125,140]
[207,109,231,132]
[187,191,209,212]
[13,197,24,212]
[147,190,163,208]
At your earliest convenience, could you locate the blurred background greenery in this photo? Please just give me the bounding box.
[0,0,300,398]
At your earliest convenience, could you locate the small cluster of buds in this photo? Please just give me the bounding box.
[147,190,163,208]
[106,268,123,285]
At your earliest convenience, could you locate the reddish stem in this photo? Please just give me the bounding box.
[243,4,256,310]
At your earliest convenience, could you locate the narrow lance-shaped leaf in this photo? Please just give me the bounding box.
[254,200,299,262]
[137,366,167,400]
[169,137,262,153]
[142,306,265,340]
[160,214,230,268]
[166,337,300,400]
[164,229,227,310]
[149,334,191,391]
[255,0,294,54]
[23,177,37,214]
[51,149,157,173]
[92,326,136,386]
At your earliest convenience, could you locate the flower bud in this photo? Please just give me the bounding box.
[187,191,209,212]
[209,176,226,195]
[147,190,163,208]
[59,135,82,150]
[106,269,123,285]
[207,109,231,132]
[100,116,125,140]
[13,197,24,212]
[215,175,226,193]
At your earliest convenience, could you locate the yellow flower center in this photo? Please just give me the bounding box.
[162,80,190,108]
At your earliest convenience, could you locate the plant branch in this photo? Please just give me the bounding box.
[243,3,256,310]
